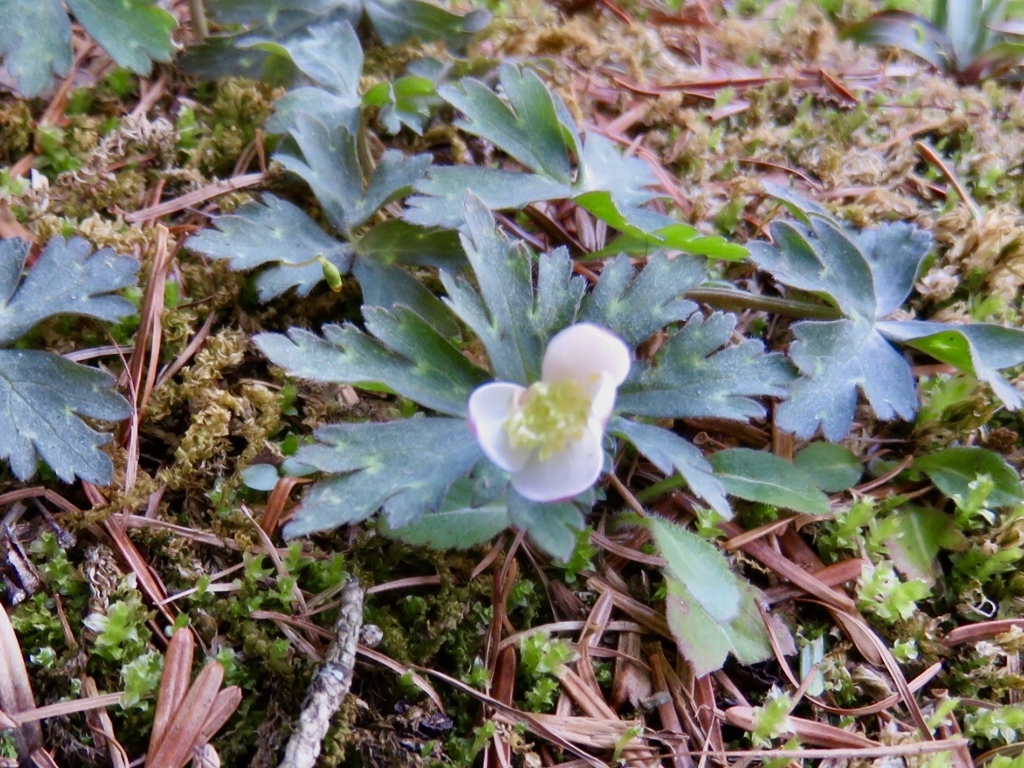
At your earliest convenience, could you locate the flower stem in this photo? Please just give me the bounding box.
[634,475,687,504]
[686,287,842,320]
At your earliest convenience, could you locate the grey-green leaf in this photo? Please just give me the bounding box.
[387,478,510,549]
[708,447,830,515]
[0,0,72,97]
[609,418,730,518]
[506,490,585,561]
[617,312,793,422]
[284,417,483,537]
[0,236,137,346]
[0,349,130,483]
[66,0,176,74]
[187,194,351,300]
[581,253,702,348]
[255,307,490,417]
[364,0,488,49]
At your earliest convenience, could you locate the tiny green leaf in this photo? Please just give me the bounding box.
[882,506,966,585]
[708,448,831,515]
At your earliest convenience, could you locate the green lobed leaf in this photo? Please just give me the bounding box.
[617,311,793,422]
[708,448,830,515]
[278,19,362,98]
[878,320,1024,410]
[283,418,483,537]
[647,516,740,622]
[575,134,659,207]
[913,446,1024,508]
[363,74,440,135]
[187,194,351,300]
[506,489,585,561]
[0,236,137,346]
[664,576,773,677]
[609,417,730,517]
[276,114,432,236]
[352,258,461,339]
[387,477,511,549]
[580,252,702,347]
[353,219,464,270]
[440,64,573,182]
[441,196,586,384]
[65,0,176,74]
[406,168,571,228]
[793,443,863,493]
[0,0,72,97]
[364,0,489,49]
[0,349,130,484]
[255,306,490,417]
[747,216,941,440]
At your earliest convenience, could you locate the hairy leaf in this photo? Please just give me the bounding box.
[793,443,863,493]
[187,194,351,300]
[354,219,463,270]
[283,418,483,537]
[609,418,730,517]
[0,0,72,97]
[647,516,740,622]
[617,312,793,421]
[580,253,702,347]
[665,576,773,677]
[507,489,585,561]
[255,307,490,417]
[0,237,137,346]
[279,19,361,97]
[441,196,586,384]
[352,258,461,338]
[0,350,130,483]
[66,0,176,74]
[708,448,830,515]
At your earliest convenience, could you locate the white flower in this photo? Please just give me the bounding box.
[467,323,631,502]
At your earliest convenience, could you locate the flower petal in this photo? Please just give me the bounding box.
[510,426,604,502]
[587,373,619,425]
[542,323,631,387]
[468,382,531,472]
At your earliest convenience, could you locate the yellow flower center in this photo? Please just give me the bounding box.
[504,380,592,460]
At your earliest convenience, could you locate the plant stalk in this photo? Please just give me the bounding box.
[685,287,842,320]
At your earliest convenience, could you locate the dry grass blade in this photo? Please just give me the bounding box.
[0,603,43,758]
[149,629,196,759]
[146,662,225,768]
[123,172,268,223]
[82,677,130,768]
[725,706,878,748]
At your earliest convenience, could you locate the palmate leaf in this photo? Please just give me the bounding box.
[441,195,586,384]
[256,305,490,416]
[0,236,137,346]
[65,0,176,74]
[282,418,483,537]
[580,253,702,347]
[275,114,432,237]
[749,203,1024,439]
[507,489,586,561]
[0,0,173,97]
[617,311,793,422]
[0,350,130,484]
[364,0,489,51]
[0,0,71,97]
[387,477,511,549]
[405,64,659,230]
[187,194,352,301]
[0,236,135,483]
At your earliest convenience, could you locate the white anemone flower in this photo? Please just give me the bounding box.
[467,323,631,503]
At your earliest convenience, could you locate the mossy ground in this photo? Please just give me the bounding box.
[3,1,1024,766]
